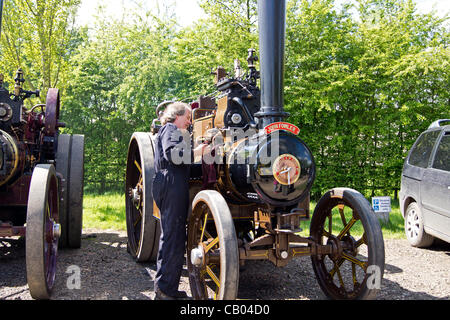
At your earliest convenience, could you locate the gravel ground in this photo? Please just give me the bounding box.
[1,228,449,300]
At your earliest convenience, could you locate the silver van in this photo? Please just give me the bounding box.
[399,119,450,247]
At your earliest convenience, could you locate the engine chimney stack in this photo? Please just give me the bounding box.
[254,0,289,129]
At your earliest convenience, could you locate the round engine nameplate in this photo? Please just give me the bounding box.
[272,154,301,185]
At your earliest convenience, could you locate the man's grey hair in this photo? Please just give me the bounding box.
[160,102,191,126]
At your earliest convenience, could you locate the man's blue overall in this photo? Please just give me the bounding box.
[152,123,190,297]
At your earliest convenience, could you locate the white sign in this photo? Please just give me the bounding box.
[372,196,391,213]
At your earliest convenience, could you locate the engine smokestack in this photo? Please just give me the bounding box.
[255,0,289,129]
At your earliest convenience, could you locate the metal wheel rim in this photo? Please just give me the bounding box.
[406,208,420,241]
[26,164,59,299]
[44,184,59,288]
[126,138,145,257]
[125,133,159,262]
[188,203,222,299]
[67,134,84,248]
[310,190,384,300]
[187,191,239,300]
[44,88,60,136]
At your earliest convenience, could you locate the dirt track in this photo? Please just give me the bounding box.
[1,228,449,300]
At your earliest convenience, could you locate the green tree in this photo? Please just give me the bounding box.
[61,10,190,192]
[173,0,259,98]
[285,0,449,198]
[0,0,80,105]
[285,0,362,198]
[353,0,449,196]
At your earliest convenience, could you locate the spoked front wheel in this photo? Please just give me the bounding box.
[310,188,385,300]
[187,190,239,300]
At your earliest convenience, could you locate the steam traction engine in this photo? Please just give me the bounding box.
[0,69,85,299]
[125,0,385,300]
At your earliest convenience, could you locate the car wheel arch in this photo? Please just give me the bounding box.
[403,197,416,218]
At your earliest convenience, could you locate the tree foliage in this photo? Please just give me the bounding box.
[0,0,80,105]
[285,0,449,198]
[0,0,447,196]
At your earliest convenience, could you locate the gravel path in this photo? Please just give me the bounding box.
[1,228,449,300]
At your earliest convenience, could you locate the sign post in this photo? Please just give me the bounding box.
[371,196,391,223]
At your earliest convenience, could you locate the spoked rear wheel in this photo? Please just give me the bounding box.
[187,190,239,300]
[55,134,85,249]
[66,134,85,249]
[310,188,385,300]
[125,132,160,262]
[26,164,60,300]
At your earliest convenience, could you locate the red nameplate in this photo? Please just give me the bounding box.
[264,122,300,135]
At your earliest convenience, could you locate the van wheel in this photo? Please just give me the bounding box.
[405,202,434,248]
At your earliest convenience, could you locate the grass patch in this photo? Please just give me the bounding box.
[82,193,406,239]
[83,192,126,231]
[377,200,406,240]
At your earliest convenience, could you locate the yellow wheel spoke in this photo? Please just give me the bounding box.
[205,265,220,289]
[205,237,219,253]
[355,234,367,248]
[134,160,142,173]
[200,212,209,242]
[329,258,344,277]
[337,217,357,240]
[335,265,346,289]
[342,252,367,270]
[134,212,142,227]
[338,204,347,227]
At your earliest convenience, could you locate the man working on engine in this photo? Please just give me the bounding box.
[152,102,206,300]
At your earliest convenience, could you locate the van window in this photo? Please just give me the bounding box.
[432,133,450,172]
[408,130,440,168]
